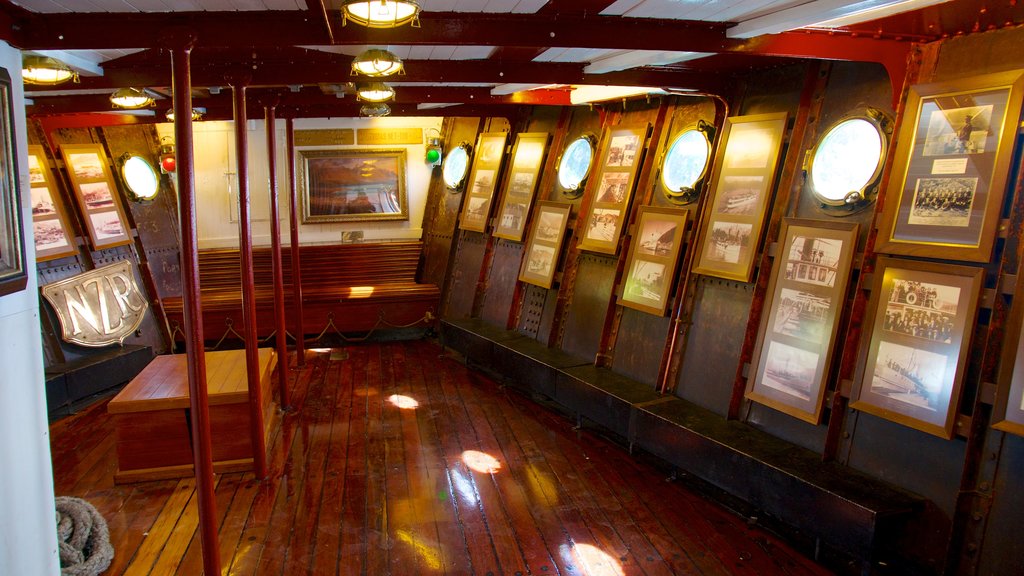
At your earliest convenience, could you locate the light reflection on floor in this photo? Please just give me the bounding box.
[561,543,625,576]
[462,450,501,474]
[387,394,419,409]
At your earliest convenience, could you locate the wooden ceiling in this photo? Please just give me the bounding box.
[5,0,1023,120]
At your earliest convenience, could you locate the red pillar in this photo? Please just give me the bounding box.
[286,118,306,367]
[231,80,269,479]
[266,104,290,409]
[171,44,221,576]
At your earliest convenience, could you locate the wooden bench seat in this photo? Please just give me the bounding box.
[162,242,440,342]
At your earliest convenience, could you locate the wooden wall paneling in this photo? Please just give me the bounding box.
[559,253,617,362]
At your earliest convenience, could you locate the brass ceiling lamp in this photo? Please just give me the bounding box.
[351,49,405,77]
[355,82,395,102]
[360,103,392,117]
[110,87,155,109]
[22,55,78,85]
[341,0,420,28]
[165,107,206,122]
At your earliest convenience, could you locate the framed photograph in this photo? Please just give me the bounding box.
[298,148,408,223]
[993,275,1024,437]
[746,219,859,424]
[692,112,788,282]
[494,132,550,241]
[459,132,508,232]
[0,67,25,296]
[519,201,571,289]
[60,143,132,250]
[851,256,983,438]
[578,123,650,254]
[876,70,1024,262]
[618,206,688,316]
[28,145,77,262]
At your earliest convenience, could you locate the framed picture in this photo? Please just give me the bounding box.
[519,201,571,289]
[298,148,408,223]
[493,132,550,241]
[578,123,650,254]
[618,206,688,316]
[60,143,132,250]
[692,112,788,282]
[0,66,25,296]
[993,275,1024,437]
[28,145,77,262]
[876,70,1024,262]
[459,132,508,232]
[746,219,859,424]
[851,256,983,438]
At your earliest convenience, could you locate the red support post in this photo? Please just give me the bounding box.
[231,80,269,479]
[286,118,306,367]
[266,104,290,409]
[171,44,221,576]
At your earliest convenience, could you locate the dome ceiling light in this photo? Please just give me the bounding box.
[352,49,405,77]
[341,0,420,28]
[110,87,154,109]
[355,82,395,103]
[22,55,78,86]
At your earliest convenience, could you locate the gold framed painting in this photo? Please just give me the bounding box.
[618,206,688,316]
[298,148,408,223]
[28,145,78,262]
[60,143,133,251]
[493,132,550,241]
[876,70,1024,262]
[459,132,508,232]
[578,123,650,254]
[746,219,859,424]
[518,201,571,289]
[692,112,788,282]
[850,256,983,439]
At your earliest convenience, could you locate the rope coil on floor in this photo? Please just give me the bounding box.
[55,496,113,576]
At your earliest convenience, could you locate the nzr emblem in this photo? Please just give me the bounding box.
[42,261,149,347]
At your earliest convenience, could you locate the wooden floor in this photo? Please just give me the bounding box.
[50,339,834,576]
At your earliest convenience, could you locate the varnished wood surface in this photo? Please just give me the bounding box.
[51,340,833,575]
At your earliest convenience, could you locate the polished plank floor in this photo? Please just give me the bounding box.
[50,339,834,575]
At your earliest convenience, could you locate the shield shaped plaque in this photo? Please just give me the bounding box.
[42,260,149,347]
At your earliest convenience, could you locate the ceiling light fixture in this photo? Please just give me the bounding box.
[22,55,79,85]
[351,49,405,77]
[110,87,154,109]
[341,0,420,28]
[360,103,392,117]
[165,107,206,122]
[355,82,395,102]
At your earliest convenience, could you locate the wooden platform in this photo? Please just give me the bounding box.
[107,348,276,483]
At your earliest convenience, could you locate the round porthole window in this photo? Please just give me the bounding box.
[120,154,160,201]
[442,143,471,191]
[807,114,888,210]
[661,126,711,204]
[557,134,596,198]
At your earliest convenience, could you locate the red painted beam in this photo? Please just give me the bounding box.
[265,102,291,409]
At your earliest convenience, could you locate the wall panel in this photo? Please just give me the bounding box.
[559,253,616,362]
[480,239,522,328]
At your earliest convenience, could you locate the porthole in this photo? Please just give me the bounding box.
[119,154,160,202]
[661,122,712,205]
[557,134,596,198]
[442,143,472,191]
[807,111,890,212]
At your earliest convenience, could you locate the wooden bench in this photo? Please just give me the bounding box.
[162,242,440,343]
[107,348,276,483]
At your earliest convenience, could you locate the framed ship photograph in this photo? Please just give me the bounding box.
[578,123,649,254]
[0,66,25,297]
[692,112,788,282]
[298,148,408,223]
[993,273,1024,437]
[458,132,508,232]
[876,70,1024,262]
[60,143,132,250]
[619,206,688,316]
[518,201,571,289]
[28,145,77,262]
[493,132,550,241]
[850,257,983,438]
[746,219,859,424]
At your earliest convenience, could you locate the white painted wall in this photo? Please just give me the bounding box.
[0,41,60,575]
[157,115,442,249]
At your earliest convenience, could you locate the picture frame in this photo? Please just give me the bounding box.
[618,206,688,316]
[459,132,508,232]
[578,123,650,254]
[298,148,408,223]
[0,66,25,296]
[746,218,859,424]
[28,145,78,262]
[60,143,132,250]
[493,132,550,241]
[875,70,1024,262]
[850,256,983,438]
[692,112,788,282]
[993,275,1024,437]
[518,201,571,289]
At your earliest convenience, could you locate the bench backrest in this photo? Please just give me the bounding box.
[196,241,424,292]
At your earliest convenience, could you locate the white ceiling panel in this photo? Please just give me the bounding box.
[534,48,615,63]
[450,46,496,60]
[583,50,710,73]
[303,45,495,60]
[600,0,809,22]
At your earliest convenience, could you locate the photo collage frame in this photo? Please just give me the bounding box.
[28,145,78,262]
[459,132,508,232]
[60,143,133,250]
[578,123,650,255]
